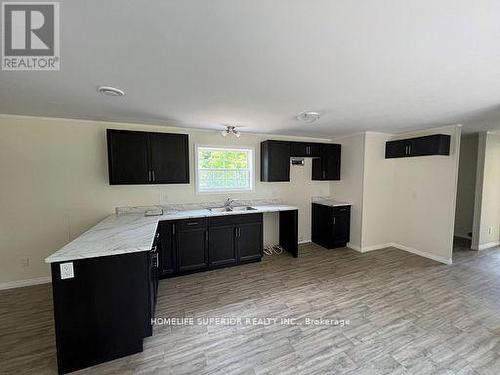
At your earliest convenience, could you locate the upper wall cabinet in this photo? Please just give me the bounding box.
[261,140,341,182]
[290,142,321,157]
[385,134,450,159]
[312,144,341,181]
[107,129,189,185]
[261,140,291,182]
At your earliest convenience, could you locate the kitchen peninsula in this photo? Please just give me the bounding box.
[45,201,298,374]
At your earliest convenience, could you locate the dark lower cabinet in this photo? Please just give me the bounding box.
[208,225,238,267]
[176,219,208,273]
[312,203,351,249]
[159,214,265,277]
[51,251,154,374]
[385,134,450,158]
[159,221,176,277]
[237,222,263,263]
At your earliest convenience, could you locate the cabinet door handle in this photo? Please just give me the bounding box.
[306,146,310,155]
[186,222,198,226]
[333,217,336,225]
[152,170,156,182]
[205,230,208,242]
[408,144,412,155]
[172,223,175,235]
[148,170,152,182]
[323,170,326,179]
[155,232,160,239]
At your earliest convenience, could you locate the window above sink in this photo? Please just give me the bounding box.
[196,145,254,193]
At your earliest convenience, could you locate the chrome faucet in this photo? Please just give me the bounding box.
[224,197,236,209]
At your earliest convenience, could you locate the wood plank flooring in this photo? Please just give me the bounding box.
[2,243,500,374]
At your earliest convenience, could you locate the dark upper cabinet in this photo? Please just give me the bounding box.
[237,222,263,263]
[261,140,291,182]
[107,129,189,185]
[176,219,208,273]
[385,134,451,159]
[107,130,150,184]
[208,225,238,268]
[312,144,341,181]
[149,133,189,183]
[290,142,321,157]
[311,203,351,249]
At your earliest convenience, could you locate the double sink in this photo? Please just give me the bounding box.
[207,206,257,213]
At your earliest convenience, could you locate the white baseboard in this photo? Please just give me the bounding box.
[347,243,361,252]
[478,241,500,251]
[360,243,393,253]
[0,276,51,291]
[391,243,452,265]
[298,239,311,245]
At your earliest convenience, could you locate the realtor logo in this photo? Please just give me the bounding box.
[2,2,60,70]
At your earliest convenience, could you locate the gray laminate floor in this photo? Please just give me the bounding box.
[2,242,500,374]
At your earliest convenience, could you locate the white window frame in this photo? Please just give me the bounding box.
[195,144,255,194]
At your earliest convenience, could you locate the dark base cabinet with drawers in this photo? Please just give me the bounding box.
[312,203,351,249]
[159,210,299,278]
[159,213,264,278]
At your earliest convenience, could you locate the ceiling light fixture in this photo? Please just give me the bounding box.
[295,111,321,123]
[221,125,241,138]
[97,86,125,97]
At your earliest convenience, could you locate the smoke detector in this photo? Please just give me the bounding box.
[295,111,321,123]
[97,86,125,96]
[221,125,241,138]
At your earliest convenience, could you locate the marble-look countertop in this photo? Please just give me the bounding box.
[45,204,298,263]
[311,197,351,207]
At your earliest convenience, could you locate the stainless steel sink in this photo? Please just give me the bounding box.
[231,206,257,212]
[208,207,232,213]
[207,206,257,213]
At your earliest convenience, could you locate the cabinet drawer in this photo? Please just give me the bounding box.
[333,206,350,214]
[209,213,263,227]
[176,218,207,230]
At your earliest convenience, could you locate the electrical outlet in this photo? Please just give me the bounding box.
[20,256,30,268]
[60,262,74,280]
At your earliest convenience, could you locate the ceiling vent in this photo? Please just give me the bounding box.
[97,86,125,96]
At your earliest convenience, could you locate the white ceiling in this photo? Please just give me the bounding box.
[2,0,500,137]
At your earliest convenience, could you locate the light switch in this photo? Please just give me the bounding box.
[60,262,74,279]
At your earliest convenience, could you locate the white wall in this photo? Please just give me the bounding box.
[0,115,330,285]
[360,132,394,250]
[390,126,461,264]
[472,132,500,250]
[454,133,478,239]
[329,127,461,264]
[329,133,366,249]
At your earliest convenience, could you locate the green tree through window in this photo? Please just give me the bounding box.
[197,147,253,192]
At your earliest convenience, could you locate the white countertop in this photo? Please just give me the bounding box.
[311,197,351,207]
[45,204,298,263]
